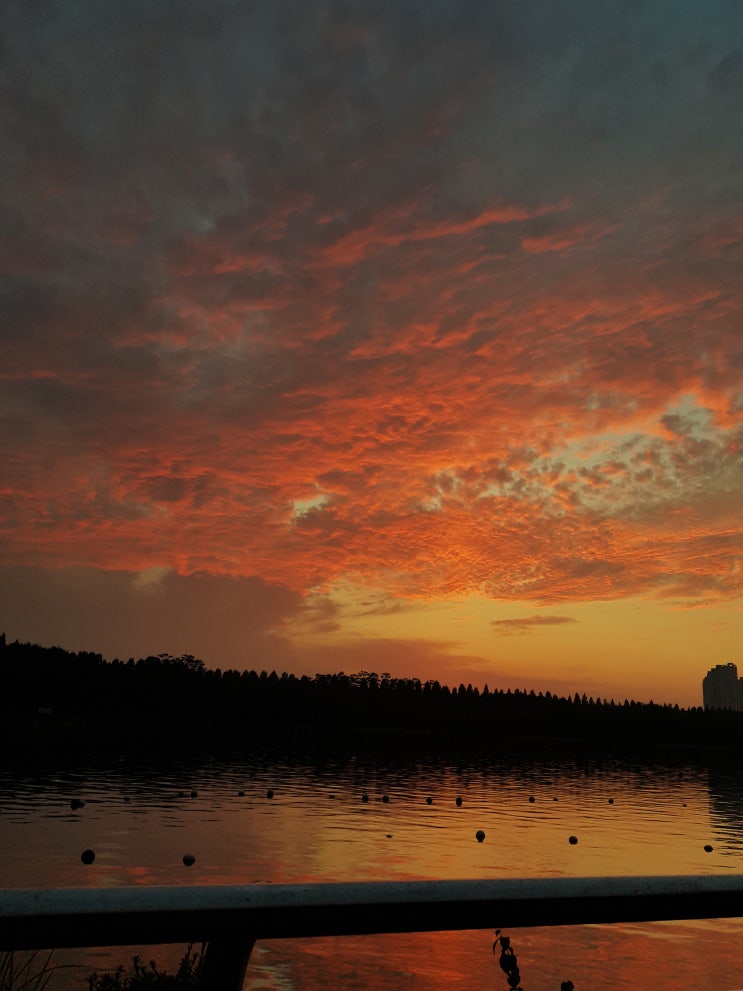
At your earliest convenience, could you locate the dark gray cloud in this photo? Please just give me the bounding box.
[0,565,302,668]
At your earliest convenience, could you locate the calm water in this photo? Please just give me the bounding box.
[2,748,743,990]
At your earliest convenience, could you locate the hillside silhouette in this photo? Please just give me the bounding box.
[1,634,739,760]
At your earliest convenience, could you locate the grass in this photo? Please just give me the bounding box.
[1,944,204,991]
[0,951,79,991]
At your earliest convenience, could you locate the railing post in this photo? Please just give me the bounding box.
[199,937,255,991]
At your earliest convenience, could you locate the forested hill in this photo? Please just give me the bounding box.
[0,635,738,757]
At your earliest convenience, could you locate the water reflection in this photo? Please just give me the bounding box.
[1,750,743,989]
[708,766,743,859]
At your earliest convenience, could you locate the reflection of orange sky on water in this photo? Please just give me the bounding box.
[41,920,743,991]
[186,774,719,886]
[248,920,743,991]
[5,769,724,890]
[7,761,743,990]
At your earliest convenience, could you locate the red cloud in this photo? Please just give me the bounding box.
[4,150,743,624]
[319,196,569,267]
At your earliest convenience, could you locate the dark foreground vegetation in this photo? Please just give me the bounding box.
[1,634,741,760]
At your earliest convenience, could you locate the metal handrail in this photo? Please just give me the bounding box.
[3,876,743,990]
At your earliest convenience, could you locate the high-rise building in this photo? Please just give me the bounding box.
[702,663,742,711]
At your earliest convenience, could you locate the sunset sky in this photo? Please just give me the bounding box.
[2,0,743,707]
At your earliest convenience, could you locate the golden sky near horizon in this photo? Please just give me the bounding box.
[2,0,743,707]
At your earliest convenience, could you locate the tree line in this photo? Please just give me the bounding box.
[1,634,740,758]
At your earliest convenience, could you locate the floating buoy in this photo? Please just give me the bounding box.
[80,849,95,865]
[568,835,578,845]
[608,798,614,804]
[237,791,245,797]
[70,799,85,811]
[183,853,196,866]
[266,789,274,799]
[190,790,198,798]
[528,796,535,803]
[386,834,392,838]
[426,797,433,805]
[361,793,369,803]
[329,793,335,799]
[476,829,486,843]
[455,796,463,807]
[704,844,713,853]
[382,794,389,803]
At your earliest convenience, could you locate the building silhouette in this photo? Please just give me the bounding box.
[702,663,742,711]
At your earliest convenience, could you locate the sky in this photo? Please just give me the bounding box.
[2,0,743,708]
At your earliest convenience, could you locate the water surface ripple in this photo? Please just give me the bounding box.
[1,752,742,990]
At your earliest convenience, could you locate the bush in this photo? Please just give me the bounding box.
[87,946,204,991]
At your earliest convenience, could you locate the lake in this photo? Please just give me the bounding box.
[2,745,743,991]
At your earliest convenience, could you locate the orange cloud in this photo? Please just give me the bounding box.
[4,2,743,709]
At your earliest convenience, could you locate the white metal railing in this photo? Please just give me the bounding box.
[3,876,743,990]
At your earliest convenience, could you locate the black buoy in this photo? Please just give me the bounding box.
[361,793,369,803]
[608,798,614,804]
[568,835,578,845]
[455,796,463,807]
[183,853,196,866]
[237,791,245,797]
[704,844,714,853]
[382,794,390,803]
[80,849,95,865]
[70,799,85,811]
[266,789,274,799]
[426,797,433,805]
[476,829,486,843]
[190,790,198,798]
[528,795,535,803]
